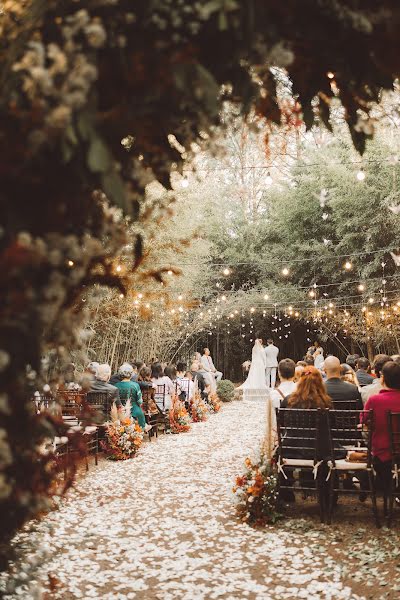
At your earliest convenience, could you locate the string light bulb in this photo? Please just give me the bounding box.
[358,284,365,292]
[223,268,231,276]
[67,260,74,267]
[116,264,122,272]
[282,267,289,276]
[264,294,269,300]
[181,178,189,188]
[344,261,352,270]
[356,168,366,181]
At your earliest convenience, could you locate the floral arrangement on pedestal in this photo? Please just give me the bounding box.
[207,391,222,413]
[233,454,281,526]
[169,396,191,433]
[190,391,209,422]
[101,401,144,460]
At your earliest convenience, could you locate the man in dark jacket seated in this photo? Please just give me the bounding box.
[324,356,363,409]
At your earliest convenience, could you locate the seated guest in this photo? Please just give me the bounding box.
[190,353,201,372]
[89,363,119,403]
[192,352,213,390]
[304,355,315,366]
[270,359,297,408]
[282,366,331,410]
[165,365,182,396]
[324,356,362,409]
[361,354,391,405]
[340,363,360,389]
[176,362,194,401]
[114,364,148,431]
[294,364,305,383]
[80,361,100,390]
[279,367,340,501]
[176,362,187,379]
[138,366,158,415]
[356,357,374,387]
[177,370,195,402]
[201,347,222,390]
[365,361,400,491]
[151,362,174,412]
[346,354,360,370]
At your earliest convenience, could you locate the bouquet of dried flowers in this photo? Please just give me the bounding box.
[190,390,209,422]
[101,401,144,460]
[207,391,221,413]
[169,395,191,433]
[233,455,281,525]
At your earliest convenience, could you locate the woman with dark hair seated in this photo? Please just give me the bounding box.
[151,362,174,412]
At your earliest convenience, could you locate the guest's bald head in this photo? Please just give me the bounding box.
[324,356,341,378]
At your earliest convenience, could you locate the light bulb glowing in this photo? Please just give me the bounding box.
[282,267,289,276]
[223,268,231,276]
[250,307,255,313]
[67,260,74,267]
[344,261,352,270]
[309,291,315,298]
[358,284,365,292]
[181,179,189,188]
[368,297,374,304]
[264,294,269,300]
[356,169,366,181]
[167,270,173,275]
[116,265,122,272]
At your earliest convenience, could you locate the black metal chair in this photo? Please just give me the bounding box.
[385,412,400,526]
[326,409,379,527]
[276,408,328,522]
[86,392,114,423]
[332,400,362,411]
[154,384,170,432]
[141,386,159,439]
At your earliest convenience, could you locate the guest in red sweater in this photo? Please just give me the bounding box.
[365,361,400,489]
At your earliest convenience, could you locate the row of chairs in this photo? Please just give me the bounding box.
[275,408,400,527]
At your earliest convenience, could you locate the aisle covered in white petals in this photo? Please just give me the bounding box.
[2,399,361,600]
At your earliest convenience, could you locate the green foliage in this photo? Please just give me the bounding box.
[217,379,235,402]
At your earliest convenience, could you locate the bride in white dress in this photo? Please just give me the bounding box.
[239,339,269,400]
[239,339,275,460]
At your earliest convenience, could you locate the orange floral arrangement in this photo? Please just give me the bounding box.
[207,391,221,413]
[101,401,144,460]
[190,390,209,422]
[233,455,281,525]
[169,395,191,433]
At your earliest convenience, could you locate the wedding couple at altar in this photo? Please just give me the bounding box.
[239,336,279,397]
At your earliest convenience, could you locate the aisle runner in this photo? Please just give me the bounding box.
[1,399,360,600]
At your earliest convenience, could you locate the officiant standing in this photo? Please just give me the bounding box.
[265,338,279,389]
